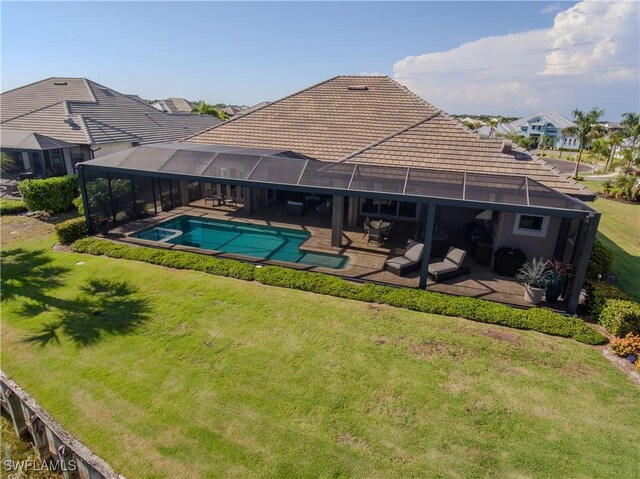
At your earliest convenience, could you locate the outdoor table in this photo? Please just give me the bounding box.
[370,220,391,231]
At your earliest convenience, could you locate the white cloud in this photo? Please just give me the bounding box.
[393,0,639,117]
[541,3,563,15]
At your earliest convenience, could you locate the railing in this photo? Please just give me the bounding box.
[1,371,125,479]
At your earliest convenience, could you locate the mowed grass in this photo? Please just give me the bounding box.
[583,180,640,301]
[1,216,639,478]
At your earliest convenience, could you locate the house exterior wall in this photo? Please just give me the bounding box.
[518,118,580,150]
[493,212,562,260]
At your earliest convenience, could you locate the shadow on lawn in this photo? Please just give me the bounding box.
[596,233,640,302]
[1,247,151,347]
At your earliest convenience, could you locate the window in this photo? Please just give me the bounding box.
[513,213,549,237]
[359,199,418,219]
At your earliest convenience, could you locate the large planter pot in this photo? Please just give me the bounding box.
[524,284,545,304]
[545,276,567,304]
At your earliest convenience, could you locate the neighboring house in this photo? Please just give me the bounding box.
[0,78,220,178]
[235,101,270,117]
[78,76,599,313]
[150,98,195,114]
[495,112,579,149]
[601,121,624,134]
[222,105,248,118]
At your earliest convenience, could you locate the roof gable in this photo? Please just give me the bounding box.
[1,77,219,145]
[187,76,439,161]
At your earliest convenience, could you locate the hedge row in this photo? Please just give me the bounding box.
[55,217,88,245]
[255,266,606,345]
[586,282,630,319]
[70,238,607,345]
[71,238,255,280]
[586,238,613,283]
[599,300,640,337]
[586,282,639,337]
[18,176,79,213]
[0,199,27,215]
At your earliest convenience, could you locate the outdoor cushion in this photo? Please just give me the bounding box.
[428,248,468,276]
[385,256,415,268]
[428,261,458,275]
[444,247,466,267]
[404,241,424,262]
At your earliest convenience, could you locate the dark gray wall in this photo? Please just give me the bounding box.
[494,212,561,259]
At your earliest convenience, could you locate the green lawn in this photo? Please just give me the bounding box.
[583,180,640,301]
[1,216,639,478]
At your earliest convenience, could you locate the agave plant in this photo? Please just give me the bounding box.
[516,258,552,289]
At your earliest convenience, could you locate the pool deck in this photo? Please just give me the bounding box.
[109,203,565,310]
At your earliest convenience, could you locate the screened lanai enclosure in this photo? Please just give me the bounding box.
[78,142,601,312]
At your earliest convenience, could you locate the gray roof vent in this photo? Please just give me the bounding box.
[347,85,369,91]
[53,81,68,86]
[501,139,512,154]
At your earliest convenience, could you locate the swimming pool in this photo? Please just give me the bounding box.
[132,215,350,269]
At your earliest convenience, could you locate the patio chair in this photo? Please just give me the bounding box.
[427,247,470,282]
[368,227,387,245]
[363,217,371,237]
[384,240,424,276]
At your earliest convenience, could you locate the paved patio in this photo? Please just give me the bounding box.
[109,202,563,310]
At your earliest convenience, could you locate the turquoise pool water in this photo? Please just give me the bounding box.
[132,215,349,269]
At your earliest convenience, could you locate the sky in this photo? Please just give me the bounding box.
[1,1,638,119]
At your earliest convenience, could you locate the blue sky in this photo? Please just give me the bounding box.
[2,1,638,118]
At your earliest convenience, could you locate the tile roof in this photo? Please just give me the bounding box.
[1,78,220,146]
[0,129,79,150]
[187,76,590,197]
[153,98,194,113]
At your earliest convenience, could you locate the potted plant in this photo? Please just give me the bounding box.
[545,259,573,304]
[516,258,552,304]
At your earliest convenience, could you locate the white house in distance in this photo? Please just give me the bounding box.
[0,78,220,179]
[492,113,580,149]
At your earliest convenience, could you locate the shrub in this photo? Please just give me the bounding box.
[0,199,27,215]
[70,238,607,345]
[254,266,362,300]
[586,239,613,283]
[55,217,87,245]
[71,238,255,281]
[610,333,640,358]
[599,300,640,337]
[609,174,640,201]
[18,176,79,213]
[586,282,631,320]
[73,195,84,215]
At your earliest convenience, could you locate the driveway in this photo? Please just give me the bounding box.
[543,158,592,174]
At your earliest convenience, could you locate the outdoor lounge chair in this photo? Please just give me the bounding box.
[427,247,470,282]
[384,240,424,276]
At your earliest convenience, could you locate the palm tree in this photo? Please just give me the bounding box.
[605,130,625,172]
[621,112,640,169]
[589,138,610,172]
[1,152,14,174]
[191,101,227,121]
[561,108,605,179]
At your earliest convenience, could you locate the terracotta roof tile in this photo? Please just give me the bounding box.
[187,75,590,197]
